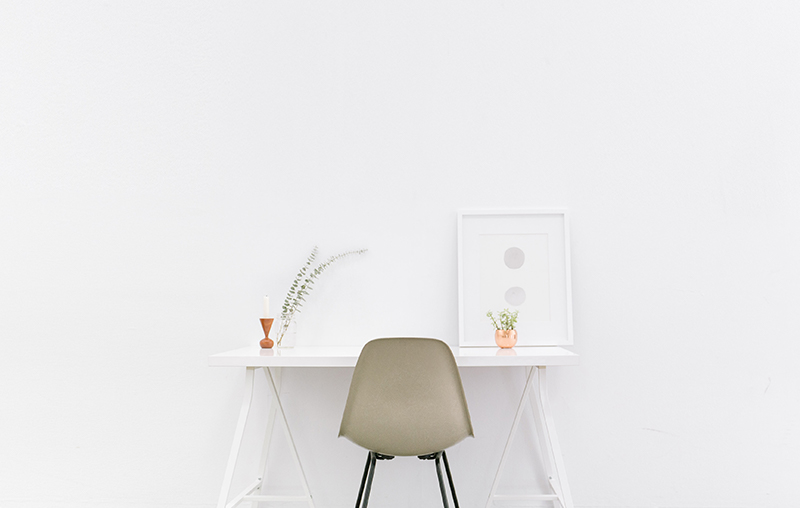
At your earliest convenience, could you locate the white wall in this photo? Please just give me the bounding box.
[2,2,799,507]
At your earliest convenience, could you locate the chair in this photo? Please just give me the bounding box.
[339,337,474,508]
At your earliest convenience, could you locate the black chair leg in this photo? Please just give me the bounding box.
[354,452,373,508]
[434,452,450,508]
[442,450,460,508]
[355,452,395,508]
[361,452,378,508]
[359,450,458,508]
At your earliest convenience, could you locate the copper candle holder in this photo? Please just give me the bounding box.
[260,318,275,349]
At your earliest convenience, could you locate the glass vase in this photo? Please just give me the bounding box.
[277,318,297,348]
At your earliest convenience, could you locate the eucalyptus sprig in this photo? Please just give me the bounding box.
[486,309,519,331]
[276,246,368,345]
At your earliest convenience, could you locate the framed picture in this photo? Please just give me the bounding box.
[458,209,573,347]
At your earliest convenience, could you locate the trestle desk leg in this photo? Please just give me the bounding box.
[533,367,573,508]
[217,367,256,508]
[486,367,573,508]
[530,368,559,503]
[264,367,316,508]
[485,367,536,508]
[256,367,282,507]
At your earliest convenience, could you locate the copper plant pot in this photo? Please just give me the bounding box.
[495,329,517,349]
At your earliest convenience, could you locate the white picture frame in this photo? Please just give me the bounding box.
[458,209,573,347]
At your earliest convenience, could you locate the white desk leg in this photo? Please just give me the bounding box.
[486,367,573,508]
[530,369,557,497]
[533,367,573,508]
[256,367,281,507]
[264,367,316,508]
[485,367,537,508]
[217,367,256,508]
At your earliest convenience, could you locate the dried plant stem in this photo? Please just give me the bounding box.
[276,246,367,345]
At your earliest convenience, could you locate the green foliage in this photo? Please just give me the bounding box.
[486,308,519,330]
[276,246,368,344]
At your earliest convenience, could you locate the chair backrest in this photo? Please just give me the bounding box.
[339,337,474,457]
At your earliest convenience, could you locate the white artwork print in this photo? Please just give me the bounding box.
[479,233,550,323]
[458,209,572,347]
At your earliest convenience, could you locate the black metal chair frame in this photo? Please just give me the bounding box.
[353,450,460,508]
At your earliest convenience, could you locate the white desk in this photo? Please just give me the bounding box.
[210,345,579,508]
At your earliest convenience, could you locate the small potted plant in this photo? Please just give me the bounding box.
[486,309,519,348]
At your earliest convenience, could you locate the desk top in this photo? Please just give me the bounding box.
[209,345,579,368]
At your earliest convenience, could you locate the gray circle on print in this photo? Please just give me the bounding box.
[505,287,527,306]
[504,247,525,269]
